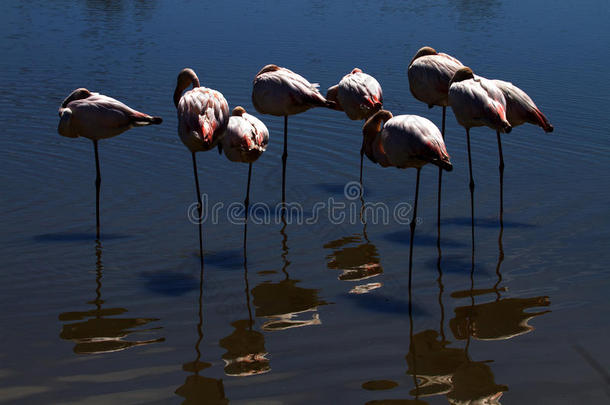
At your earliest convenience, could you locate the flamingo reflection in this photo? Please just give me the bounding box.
[175,222,228,404]
[218,220,270,376]
[59,241,164,354]
[251,219,326,331]
[324,198,383,293]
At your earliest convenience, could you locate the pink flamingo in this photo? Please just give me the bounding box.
[326,67,383,184]
[220,106,269,213]
[252,64,333,204]
[362,109,453,229]
[491,78,554,172]
[408,46,463,140]
[57,88,162,238]
[174,68,230,220]
[362,109,452,285]
[448,67,512,192]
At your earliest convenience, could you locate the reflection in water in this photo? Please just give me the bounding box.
[324,196,383,293]
[404,205,507,404]
[218,222,270,377]
[59,241,164,354]
[252,219,326,331]
[175,223,228,404]
[450,295,551,341]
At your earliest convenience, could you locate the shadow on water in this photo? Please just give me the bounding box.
[139,270,199,297]
[58,240,164,354]
[251,218,326,331]
[175,222,229,404]
[218,220,270,377]
[442,217,535,229]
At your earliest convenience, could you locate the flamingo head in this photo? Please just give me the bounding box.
[254,64,281,77]
[232,106,246,116]
[325,85,343,111]
[350,67,363,74]
[409,46,438,66]
[449,67,475,88]
[57,107,78,138]
[61,88,92,108]
[174,68,200,107]
[362,109,393,161]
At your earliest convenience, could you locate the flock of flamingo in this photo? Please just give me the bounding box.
[57,46,553,239]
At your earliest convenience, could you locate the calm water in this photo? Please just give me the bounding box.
[1,0,609,403]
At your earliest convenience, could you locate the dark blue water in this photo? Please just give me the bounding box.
[1,1,609,403]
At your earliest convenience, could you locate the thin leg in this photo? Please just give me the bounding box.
[93,140,101,239]
[282,116,288,206]
[245,163,252,220]
[192,153,202,218]
[437,106,446,242]
[359,134,365,185]
[192,153,204,265]
[466,128,474,192]
[496,130,504,218]
[408,168,421,289]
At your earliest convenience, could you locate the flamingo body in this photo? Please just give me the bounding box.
[408,47,463,108]
[363,111,452,171]
[326,68,383,120]
[448,68,511,133]
[176,82,229,153]
[222,107,269,164]
[252,64,329,116]
[58,88,162,139]
[491,79,553,132]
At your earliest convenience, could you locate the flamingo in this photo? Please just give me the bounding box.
[174,67,230,225]
[362,109,452,272]
[326,67,383,184]
[252,64,333,204]
[220,106,269,215]
[57,88,162,238]
[448,67,512,192]
[408,46,463,226]
[408,46,463,139]
[490,78,553,172]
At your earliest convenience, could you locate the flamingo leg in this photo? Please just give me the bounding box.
[408,168,421,289]
[282,115,288,205]
[192,152,203,220]
[359,133,365,185]
[466,128,475,192]
[245,162,252,220]
[496,130,504,218]
[93,140,101,239]
[437,106,446,235]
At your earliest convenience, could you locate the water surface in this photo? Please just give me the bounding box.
[1,1,609,403]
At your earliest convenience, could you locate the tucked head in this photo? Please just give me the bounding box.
[409,46,438,65]
[232,106,246,116]
[350,67,363,74]
[255,64,281,77]
[450,67,475,86]
[61,88,92,108]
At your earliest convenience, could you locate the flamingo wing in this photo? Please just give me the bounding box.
[252,67,327,116]
[408,54,463,107]
[492,79,553,132]
[449,78,510,132]
[60,94,160,139]
[338,72,383,120]
[222,113,269,163]
[177,87,229,152]
[381,115,451,170]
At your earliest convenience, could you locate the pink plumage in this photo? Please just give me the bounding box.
[326,67,383,120]
[174,68,229,153]
[58,88,162,139]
